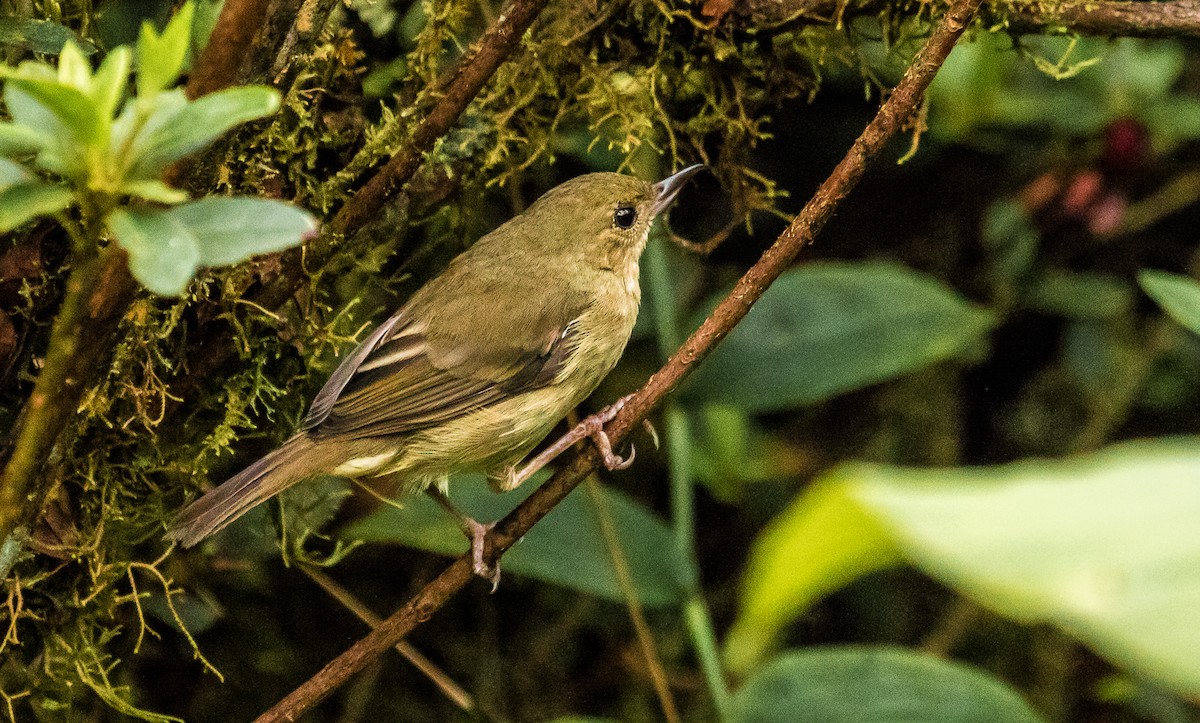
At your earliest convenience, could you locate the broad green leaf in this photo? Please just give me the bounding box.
[0,183,72,231]
[344,475,687,606]
[1139,270,1200,337]
[0,123,46,157]
[0,18,96,55]
[2,77,101,146]
[170,197,317,265]
[137,2,195,96]
[730,439,1200,696]
[731,647,1043,723]
[90,46,132,121]
[126,86,281,180]
[109,207,200,295]
[726,482,902,673]
[682,262,994,412]
[2,84,80,178]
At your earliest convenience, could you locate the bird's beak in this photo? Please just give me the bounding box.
[651,164,704,217]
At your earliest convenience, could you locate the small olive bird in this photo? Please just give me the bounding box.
[167,166,703,579]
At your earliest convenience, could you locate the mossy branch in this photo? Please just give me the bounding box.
[735,0,1200,38]
[0,229,135,543]
[0,0,303,549]
[253,0,985,716]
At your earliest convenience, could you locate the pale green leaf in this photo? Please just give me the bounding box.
[126,86,281,180]
[1139,270,1200,337]
[0,182,72,231]
[3,77,101,146]
[109,207,200,296]
[682,262,995,412]
[119,179,189,204]
[137,2,195,96]
[0,158,33,187]
[731,647,1043,723]
[90,46,132,121]
[170,197,317,265]
[344,475,687,606]
[730,439,1200,696]
[726,482,902,673]
[56,40,92,91]
[0,122,49,157]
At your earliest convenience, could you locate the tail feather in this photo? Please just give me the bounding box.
[166,435,318,547]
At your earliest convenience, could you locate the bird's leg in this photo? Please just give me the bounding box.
[426,488,500,592]
[497,394,637,492]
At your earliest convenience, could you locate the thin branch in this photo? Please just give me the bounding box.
[584,477,680,723]
[252,0,985,717]
[329,0,552,237]
[735,0,1200,38]
[299,565,475,712]
[186,0,276,99]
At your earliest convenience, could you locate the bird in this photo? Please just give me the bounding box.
[166,165,703,582]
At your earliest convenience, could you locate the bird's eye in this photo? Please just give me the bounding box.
[614,205,637,229]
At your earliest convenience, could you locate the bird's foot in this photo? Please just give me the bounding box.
[464,516,500,593]
[506,395,638,488]
[427,488,501,592]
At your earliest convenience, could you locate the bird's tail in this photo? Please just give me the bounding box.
[166,434,319,548]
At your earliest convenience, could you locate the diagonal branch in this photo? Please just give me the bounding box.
[329,0,552,237]
[253,0,985,717]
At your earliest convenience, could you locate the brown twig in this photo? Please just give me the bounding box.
[186,0,276,99]
[329,0,552,237]
[252,0,984,717]
[736,0,1200,38]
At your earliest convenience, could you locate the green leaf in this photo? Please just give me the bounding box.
[90,46,132,121]
[2,76,102,146]
[344,475,687,606]
[0,182,72,232]
[119,179,189,204]
[126,86,281,180]
[0,18,96,55]
[682,262,995,412]
[726,482,902,673]
[730,439,1200,696]
[1139,270,1200,337]
[170,197,317,265]
[1026,271,1132,319]
[109,208,201,295]
[137,1,195,96]
[56,40,92,91]
[0,123,48,157]
[0,158,32,187]
[731,647,1043,723]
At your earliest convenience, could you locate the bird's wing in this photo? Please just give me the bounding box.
[302,291,589,439]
